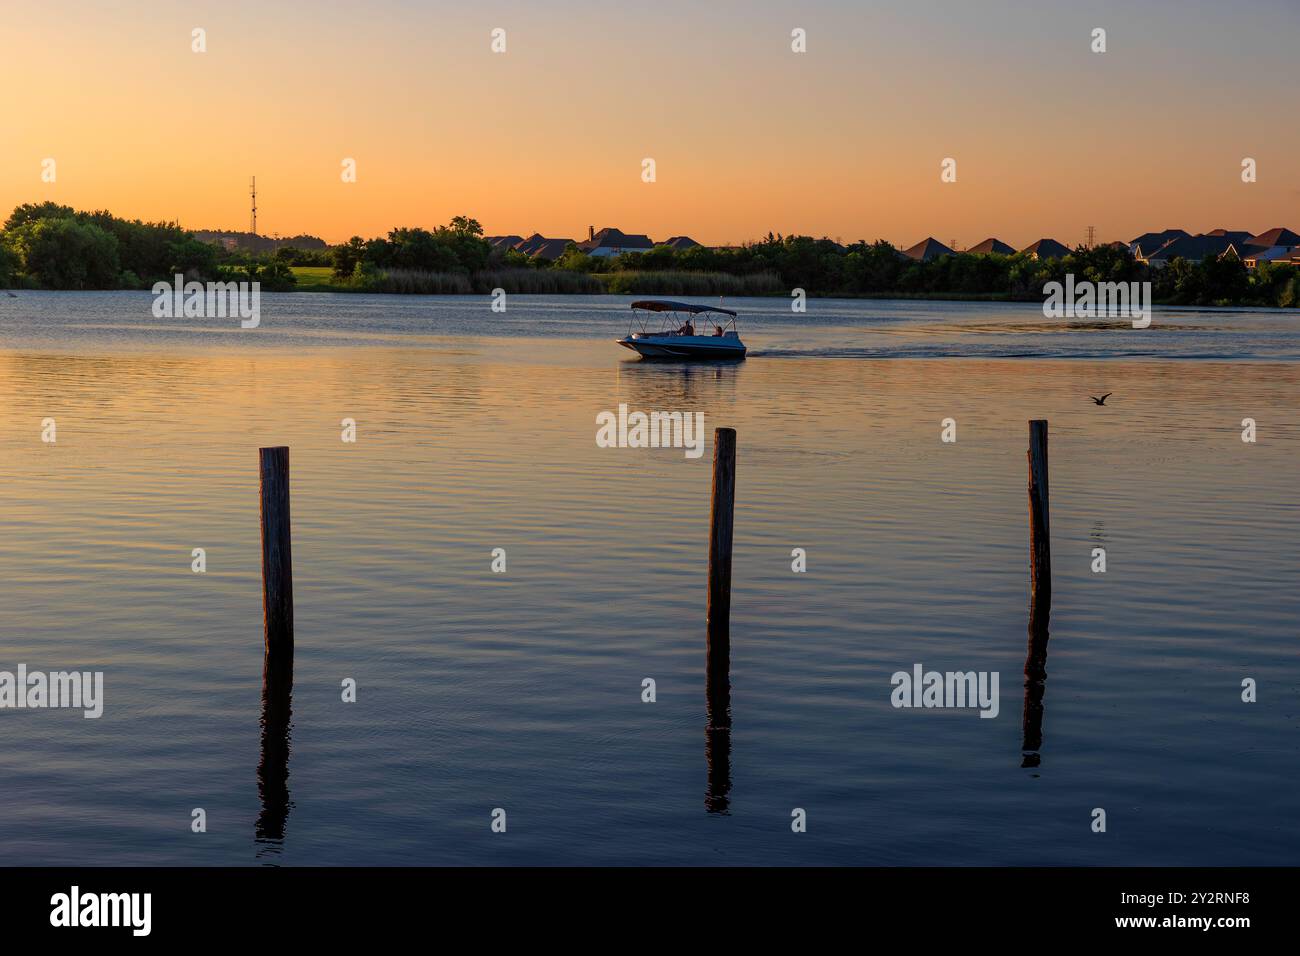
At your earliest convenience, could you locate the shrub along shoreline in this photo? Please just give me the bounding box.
[3,203,1297,308]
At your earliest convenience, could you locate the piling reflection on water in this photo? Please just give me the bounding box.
[705,625,732,814]
[1020,601,1051,769]
[255,652,294,860]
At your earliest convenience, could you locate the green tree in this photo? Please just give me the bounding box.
[1249,260,1294,306]
[0,243,18,286]
[554,243,599,272]
[3,201,76,231]
[446,215,483,237]
[1278,275,1299,308]
[331,237,367,280]
[242,259,297,292]
[5,217,121,289]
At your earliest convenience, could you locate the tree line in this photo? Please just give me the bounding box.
[4,203,1297,307]
[331,225,1300,306]
[0,202,296,291]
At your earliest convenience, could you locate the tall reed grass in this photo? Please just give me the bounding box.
[340,267,783,297]
[350,268,606,294]
[366,269,473,294]
[471,269,604,294]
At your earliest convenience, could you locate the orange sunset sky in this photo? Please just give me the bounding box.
[2,0,1297,248]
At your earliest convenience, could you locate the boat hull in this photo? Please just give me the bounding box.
[616,335,747,361]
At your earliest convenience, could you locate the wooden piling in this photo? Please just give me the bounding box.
[1022,420,1052,767]
[259,446,294,656]
[1027,420,1051,609]
[707,427,737,636]
[704,428,735,810]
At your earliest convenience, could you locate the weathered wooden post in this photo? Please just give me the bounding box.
[1027,420,1051,609]
[707,427,736,636]
[705,427,735,812]
[259,446,294,656]
[1022,420,1052,767]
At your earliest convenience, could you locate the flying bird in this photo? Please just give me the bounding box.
[1090,393,1112,406]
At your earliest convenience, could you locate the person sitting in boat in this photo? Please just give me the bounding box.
[714,325,724,336]
[679,320,695,336]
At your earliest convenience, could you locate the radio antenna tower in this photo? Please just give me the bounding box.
[250,176,258,237]
[1085,225,1096,249]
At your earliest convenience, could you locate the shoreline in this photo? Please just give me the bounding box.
[9,284,1300,312]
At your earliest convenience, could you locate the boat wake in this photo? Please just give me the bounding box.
[747,345,1291,361]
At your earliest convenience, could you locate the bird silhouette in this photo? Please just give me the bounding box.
[1090,393,1112,406]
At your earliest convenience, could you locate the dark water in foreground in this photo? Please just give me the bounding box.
[1,293,1296,865]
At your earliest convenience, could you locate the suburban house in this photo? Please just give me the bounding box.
[1229,228,1300,268]
[524,238,576,261]
[514,233,549,256]
[966,238,1016,255]
[658,236,701,250]
[516,233,578,260]
[1141,234,1237,268]
[1021,238,1072,260]
[486,233,577,262]
[901,237,955,261]
[1128,229,1189,258]
[578,226,655,257]
[1130,227,1300,269]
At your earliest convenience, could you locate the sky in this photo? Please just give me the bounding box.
[2,0,1298,247]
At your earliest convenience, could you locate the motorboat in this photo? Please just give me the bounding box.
[615,300,747,360]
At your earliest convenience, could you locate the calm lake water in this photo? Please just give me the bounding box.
[1,292,1296,866]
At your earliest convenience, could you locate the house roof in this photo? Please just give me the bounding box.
[1144,235,1235,263]
[659,236,701,249]
[515,233,550,255]
[1245,227,1300,248]
[578,227,654,252]
[527,238,576,261]
[1203,229,1253,243]
[485,235,524,250]
[901,237,955,261]
[1022,238,1072,259]
[966,238,1016,255]
[1129,229,1190,256]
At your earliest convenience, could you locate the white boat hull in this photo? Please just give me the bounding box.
[616,334,747,360]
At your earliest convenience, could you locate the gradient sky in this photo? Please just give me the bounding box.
[3,0,1297,247]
